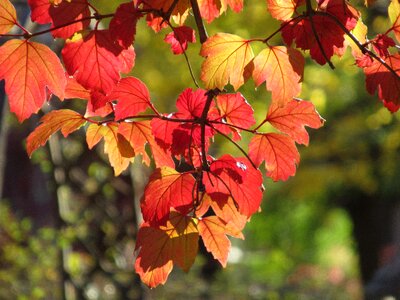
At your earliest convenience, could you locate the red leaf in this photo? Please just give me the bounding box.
[253,46,304,106]
[26,109,86,157]
[371,34,395,58]
[198,0,221,23]
[135,212,199,288]
[176,88,209,118]
[249,133,300,181]
[118,121,174,168]
[108,77,152,120]
[266,0,303,21]
[216,93,256,129]
[363,54,400,112]
[0,39,66,122]
[204,155,263,217]
[266,99,324,145]
[164,26,196,55]
[198,216,231,267]
[28,0,90,38]
[141,167,196,225]
[110,2,141,49]
[0,0,17,34]
[62,30,135,107]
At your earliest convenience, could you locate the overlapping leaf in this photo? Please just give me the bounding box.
[200,33,254,90]
[0,0,16,34]
[110,2,141,49]
[0,39,66,122]
[164,26,196,55]
[249,133,300,181]
[135,212,199,288]
[28,0,90,38]
[26,110,86,156]
[253,46,304,106]
[266,99,324,145]
[266,0,303,21]
[141,167,196,225]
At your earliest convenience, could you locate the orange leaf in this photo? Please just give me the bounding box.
[135,212,199,288]
[0,0,17,34]
[266,99,324,145]
[198,0,221,23]
[118,121,174,168]
[26,109,85,157]
[253,46,304,107]
[266,0,303,21]
[0,39,66,122]
[198,216,231,267]
[200,33,254,90]
[141,167,195,225]
[86,123,134,176]
[249,133,300,181]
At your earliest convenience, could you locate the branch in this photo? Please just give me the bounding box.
[190,0,208,43]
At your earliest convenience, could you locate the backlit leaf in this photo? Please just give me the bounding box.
[0,0,16,34]
[249,133,300,181]
[200,33,254,90]
[110,2,141,48]
[0,39,66,122]
[266,0,303,21]
[135,212,199,288]
[164,26,196,55]
[26,110,86,157]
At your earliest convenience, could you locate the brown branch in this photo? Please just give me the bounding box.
[190,0,208,43]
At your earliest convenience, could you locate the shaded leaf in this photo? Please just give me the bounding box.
[110,2,141,48]
[164,26,196,55]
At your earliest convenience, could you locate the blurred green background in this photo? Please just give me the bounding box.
[1,0,400,299]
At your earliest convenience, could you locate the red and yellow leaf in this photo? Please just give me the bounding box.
[0,39,66,122]
[198,216,231,267]
[0,0,17,34]
[200,33,254,90]
[164,26,196,55]
[26,109,86,157]
[253,46,304,106]
[249,133,300,181]
[198,0,221,23]
[266,0,303,21]
[85,123,134,176]
[266,99,324,145]
[135,212,199,288]
[141,167,196,225]
[62,30,135,104]
[216,93,256,129]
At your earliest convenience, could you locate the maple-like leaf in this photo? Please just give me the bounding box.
[62,30,135,107]
[266,0,303,21]
[28,0,90,38]
[0,39,66,122]
[175,88,210,118]
[204,155,263,217]
[200,33,254,90]
[164,26,196,55]
[266,99,324,145]
[253,46,304,106]
[198,216,231,267]
[249,133,300,181]
[108,77,152,120]
[118,121,175,168]
[363,54,400,112]
[26,110,86,157]
[65,75,91,100]
[198,0,221,23]
[86,123,134,176]
[110,2,141,49]
[135,212,199,288]
[0,0,16,34]
[141,167,196,225]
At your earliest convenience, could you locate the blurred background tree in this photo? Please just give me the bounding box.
[1,0,400,299]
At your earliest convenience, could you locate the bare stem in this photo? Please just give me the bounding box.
[190,0,208,44]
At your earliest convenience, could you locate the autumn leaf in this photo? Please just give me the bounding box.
[164,26,196,55]
[198,0,221,23]
[62,30,135,106]
[0,39,66,122]
[135,212,199,288]
[65,75,90,100]
[28,0,90,38]
[141,167,196,225]
[249,133,300,181]
[266,0,303,21]
[175,88,210,118]
[266,99,324,145]
[200,33,254,90]
[108,77,152,120]
[198,216,231,267]
[253,46,304,106]
[389,0,400,43]
[0,0,17,34]
[86,123,134,176]
[204,155,263,217]
[26,110,86,157]
[363,54,400,112]
[110,2,142,49]
[220,0,243,12]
